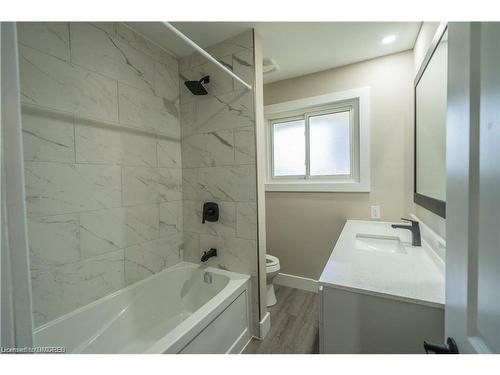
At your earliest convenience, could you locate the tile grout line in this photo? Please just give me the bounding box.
[68,22,72,63]
[26,198,186,219]
[120,165,124,208]
[72,113,77,164]
[22,101,181,143]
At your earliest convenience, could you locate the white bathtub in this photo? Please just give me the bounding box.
[33,262,252,353]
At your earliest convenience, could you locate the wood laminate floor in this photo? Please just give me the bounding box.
[243,285,319,354]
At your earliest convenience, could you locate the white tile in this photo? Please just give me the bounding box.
[19,45,119,122]
[17,22,70,61]
[181,130,234,168]
[234,127,255,164]
[198,165,256,202]
[183,231,200,263]
[182,168,198,200]
[178,55,191,76]
[205,31,253,60]
[31,270,79,327]
[232,49,255,88]
[70,23,156,93]
[183,200,236,237]
[116,23,176,64]
[21,108,75,163]
[28,214,80,274]
[179,30,252,71]
[180,101,196,138]
[157,138,182,168]
[154,59,179,101]
[124,237,182,285]
[191,90,254,136]
[199,234,257,276]
[78,250,125,307]
[24,162,122,217]
[219,236,257,276]
[80,205,160,259]
[236,202,257,240]
[31,250,125,327]
[122,167,182,206]
[75,122,157,167]
[118,83,180,138]
[89,22,116,36]
[159,201,183,238]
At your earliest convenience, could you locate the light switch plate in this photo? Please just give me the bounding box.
[371,205,381,219]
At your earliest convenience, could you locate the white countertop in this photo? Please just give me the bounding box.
[319,220,445,308]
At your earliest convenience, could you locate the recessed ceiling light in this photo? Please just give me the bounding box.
[382,35,397,44]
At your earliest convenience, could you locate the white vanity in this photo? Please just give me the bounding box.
[319,219,445,353]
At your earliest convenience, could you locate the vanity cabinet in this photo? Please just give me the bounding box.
[319,285,444,353]
[319,220,445,354]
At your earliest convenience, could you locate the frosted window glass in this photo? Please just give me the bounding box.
[273,119,305,176]
[309,111,351,176]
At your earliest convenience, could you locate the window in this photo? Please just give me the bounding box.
[265,88,370,192]
[272,119,306,176]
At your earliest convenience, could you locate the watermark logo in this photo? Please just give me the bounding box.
[1,346,66,354]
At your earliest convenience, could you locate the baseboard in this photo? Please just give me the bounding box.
[259,311,271,339]
[274,272,319,293]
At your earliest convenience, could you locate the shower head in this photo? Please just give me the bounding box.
[184,75,210,95]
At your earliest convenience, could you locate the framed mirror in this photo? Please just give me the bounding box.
[414,23,448,218]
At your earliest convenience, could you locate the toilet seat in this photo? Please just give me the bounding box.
[266,254,280,273]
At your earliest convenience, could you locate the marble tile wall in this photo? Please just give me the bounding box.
[179,31,260,333]
[18,22,183,326]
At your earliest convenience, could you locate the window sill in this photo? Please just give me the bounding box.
[265,180,371,193]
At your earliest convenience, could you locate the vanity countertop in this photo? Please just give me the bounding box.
[319,220,445,308]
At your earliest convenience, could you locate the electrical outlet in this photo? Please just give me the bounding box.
[371,205,381,219]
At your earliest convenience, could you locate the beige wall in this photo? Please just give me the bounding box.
[264,51,414,279]
[411,22,446,239]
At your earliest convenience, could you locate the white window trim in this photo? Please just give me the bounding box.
[264,87,371,192]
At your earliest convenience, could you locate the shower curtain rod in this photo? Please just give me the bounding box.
[162,22,253,91]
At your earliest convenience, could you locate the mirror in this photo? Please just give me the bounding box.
[414,25,447,218]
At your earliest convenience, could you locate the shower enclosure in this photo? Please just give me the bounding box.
[1,21,266,352]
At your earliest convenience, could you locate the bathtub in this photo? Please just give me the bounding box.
[33,262,252,353]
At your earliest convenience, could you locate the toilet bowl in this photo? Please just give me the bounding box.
[265,254,280,307]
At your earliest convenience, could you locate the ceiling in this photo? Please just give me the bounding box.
[127,22,421,83]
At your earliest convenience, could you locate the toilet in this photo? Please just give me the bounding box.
[265,254,281,307]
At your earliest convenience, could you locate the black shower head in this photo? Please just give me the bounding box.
[184,75,210,95]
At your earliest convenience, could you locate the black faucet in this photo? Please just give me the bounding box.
[201,248,217,262]
[391,218,421,247]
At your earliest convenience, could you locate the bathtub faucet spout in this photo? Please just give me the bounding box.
[201,248,217,262]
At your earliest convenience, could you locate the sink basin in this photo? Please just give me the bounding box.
[355,234,407,254]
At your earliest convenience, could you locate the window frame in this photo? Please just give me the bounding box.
[265,88,371,192]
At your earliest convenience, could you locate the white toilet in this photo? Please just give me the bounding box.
[265,254,280,307]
